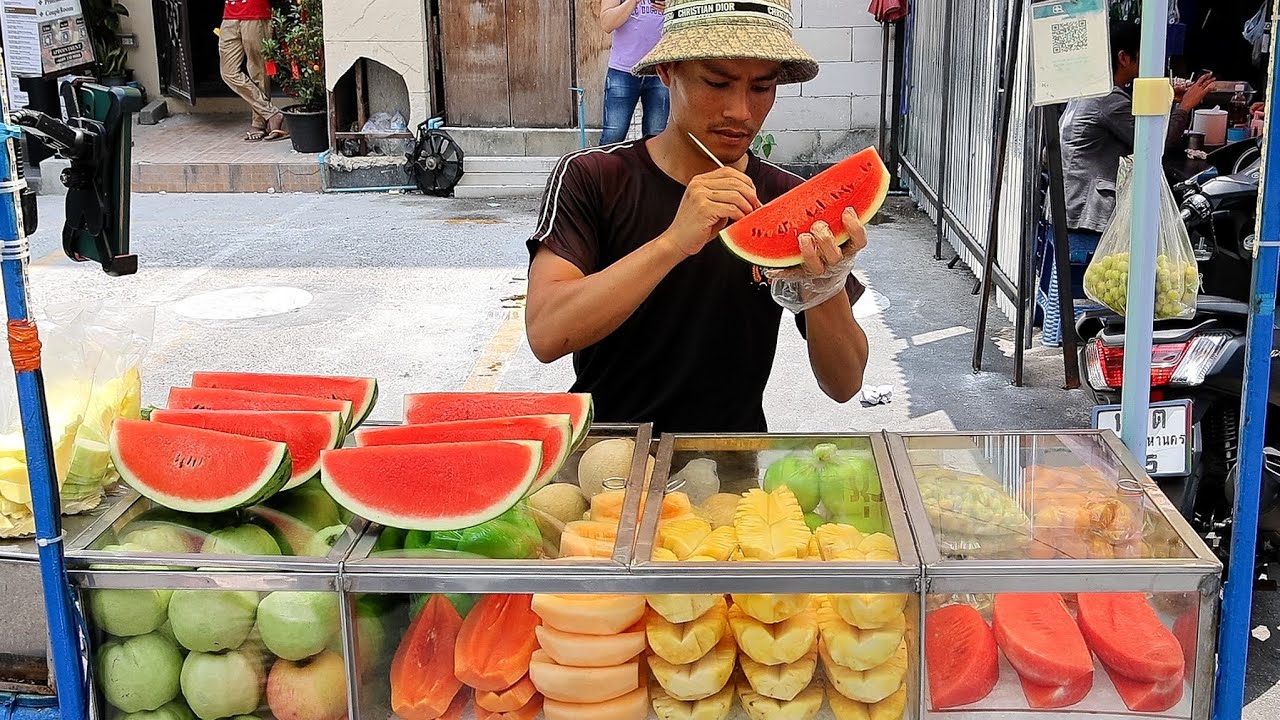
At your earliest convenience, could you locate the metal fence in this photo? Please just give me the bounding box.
[898,0,1041,325]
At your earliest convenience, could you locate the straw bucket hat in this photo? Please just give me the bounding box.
[631,0,819,85]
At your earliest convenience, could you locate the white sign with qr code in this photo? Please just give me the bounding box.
[1029,0,1113,106]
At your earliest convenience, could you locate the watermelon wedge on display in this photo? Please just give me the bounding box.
[992,593,1093,686]
[354,414,573,494]
[109,418,292,513]
[148,409,343,491]
[321,441,544,531]
[925,604,999,710]
[1076,593,1185,683]
[718,146,890,268]
[1105,663,1185,713]
[1018,670,1093,709]
[168,386,352,422]
[190,371,379,428]
[404,393,593,448]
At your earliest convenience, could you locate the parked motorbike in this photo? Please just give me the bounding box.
[1074,138,1280,578]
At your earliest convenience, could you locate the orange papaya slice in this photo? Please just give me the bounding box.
[477,693,543,720]
[391,595,464,720]
[455,594,541,691]
[438,687,471,720]
[475,676,538,713]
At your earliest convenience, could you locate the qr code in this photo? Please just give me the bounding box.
[1051,19,1088,53]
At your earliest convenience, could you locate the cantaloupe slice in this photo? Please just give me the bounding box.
[475,676,537,713]
[535,623,646,667]
[728,601,818,666]
[646,598,729,665]
[543,685,648,720]
[818,598,906,670]
[820,638,907,704]
[739,640,819,702]
[647,634,736,701]
[592,490,694,525]
[528,649,641,704]
[560,520,618,558]
[477,692,543,720]
[532,594,647,635]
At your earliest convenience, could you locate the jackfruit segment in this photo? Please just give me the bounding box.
[827,682,908,720]
[739,640,818,701]
[692,526,739,561]
[733,487,812,561]
[646,597,730,665]
[660,516,715,559]
[830,592,910,630]
[819,638,908,704]
[650,681,734,720]
[736,676,824,720]
[817,598,906,670]
[647,634,737,702]
[727,601,818,666]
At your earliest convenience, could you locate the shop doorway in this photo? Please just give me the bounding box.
[154,0,289,103]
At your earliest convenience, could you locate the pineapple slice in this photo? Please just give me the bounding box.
[646,549,723,623]
[831,592,910,630]
[828,683,908,720]
[857,533,899,562]
[739,639,818,701]
[734,487,811,561]
[817,597,906,670]
[819,638,908,704]
[806,534,822,559]
[815,523,866,560]
[737,677,824,720]
[648,634,736,702]
[731,590,811,624]
[660,516,715,559]
[650,680,734,720]
[692,526,738,561]
[646,597,730,665]
[727,600,818,666]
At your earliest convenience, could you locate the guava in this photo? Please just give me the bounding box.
[117,700,196,720]
[301,524,348,558]
[97,632,182,713]
[256,591,340,661]
[88,584,173,638]
[201,525,281,556]
[326,609,386,676]
[816,445,885,534]
[122,525,195,554]
[763,452,822,512]
[263,479,340,530]
[167,590,260,652]
[180,649,264,720]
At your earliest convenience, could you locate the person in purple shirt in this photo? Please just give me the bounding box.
[598,0,670,144]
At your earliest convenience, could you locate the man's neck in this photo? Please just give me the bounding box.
[647,128,750,185]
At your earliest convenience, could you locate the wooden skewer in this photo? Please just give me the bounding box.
[687,132,725,168]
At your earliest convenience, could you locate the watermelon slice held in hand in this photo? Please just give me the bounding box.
[109,418,293,512]
[719,146,890,268]
[321,440,544,530]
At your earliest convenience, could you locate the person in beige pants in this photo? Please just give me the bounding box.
[220,0,286,141]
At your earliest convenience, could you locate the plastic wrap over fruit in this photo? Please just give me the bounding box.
[916,467,1031,540]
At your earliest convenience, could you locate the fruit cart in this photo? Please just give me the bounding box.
[887,430,1221,720]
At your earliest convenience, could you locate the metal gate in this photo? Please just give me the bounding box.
[154,0,195,102]
[898,0,1040,327]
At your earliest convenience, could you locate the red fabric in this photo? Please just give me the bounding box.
[869,0,909,23]
[224,0,271,21]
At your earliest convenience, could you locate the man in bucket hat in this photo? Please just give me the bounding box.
[524,0,870,434]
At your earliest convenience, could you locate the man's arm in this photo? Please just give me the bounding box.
[1101,75,1214,149]
[598,0,639,34]
[803,288,869,403]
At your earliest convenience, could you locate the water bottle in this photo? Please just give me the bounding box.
[1228,84,1250,128]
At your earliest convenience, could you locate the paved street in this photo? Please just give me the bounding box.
[23,190,1280,714]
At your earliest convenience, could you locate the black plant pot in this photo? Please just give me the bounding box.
[282,105,328,153]
[98,69,133,87]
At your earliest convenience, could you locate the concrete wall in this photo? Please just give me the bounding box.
[118,0,161,103]
[760,0,892,163]
[321,0,433,128]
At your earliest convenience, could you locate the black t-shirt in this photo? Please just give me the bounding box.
[526,139,863,434]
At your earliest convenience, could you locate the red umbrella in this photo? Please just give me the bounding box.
[869,0,909,22]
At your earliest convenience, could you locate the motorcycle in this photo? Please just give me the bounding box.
[1074,138,1280,577]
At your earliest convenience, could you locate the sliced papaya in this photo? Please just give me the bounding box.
[532,593,647,635]
[475,675,537,713]
[477,693,543,720]
[438,687,471,720]
[455,594,540,691]
[543,685,648,720]
[536,623,646,667]
[390,594,464,720]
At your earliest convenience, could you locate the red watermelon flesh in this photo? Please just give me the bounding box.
[191,371,378,428]
[993,593,1094,686]
[1105,662,1185,712]
[1077,593,1185,683]
[108,417,292,513]
[149,409,343,491]
[354,414,573,495]
[404,393,593,447]
[925,604,1000,710]
[168,386,352,420]
[320,441,543,531]
[1173,606,1199,677]
[1017,669,1093,709]
[718,146,890,268]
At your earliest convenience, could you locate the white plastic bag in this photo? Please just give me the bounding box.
[1083,156,1200,319]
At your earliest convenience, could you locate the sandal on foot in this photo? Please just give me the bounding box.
[244,129,266,141]
[265,129,291,141]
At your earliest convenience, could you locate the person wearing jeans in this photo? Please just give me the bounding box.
[598,0,669,145]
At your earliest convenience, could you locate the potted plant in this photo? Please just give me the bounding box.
[262,0,329,153]
[83,0,131,85]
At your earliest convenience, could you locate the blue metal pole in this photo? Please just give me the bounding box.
[0,60,88,720]
[1213,3,1280,717]
[1118,1,1170,459]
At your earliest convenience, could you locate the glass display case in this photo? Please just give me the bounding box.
[886,430,1221,720]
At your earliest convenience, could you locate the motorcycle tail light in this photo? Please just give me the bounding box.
[1085,339,1192,389]
[1085,341,1117,391]
[1169,333,1232,386]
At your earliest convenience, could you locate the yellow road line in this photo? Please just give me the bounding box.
[31,249,65,266]
[462,296,528,391]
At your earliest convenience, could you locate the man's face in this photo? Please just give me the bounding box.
[658,59,782,162]
[1115,50,1139,85]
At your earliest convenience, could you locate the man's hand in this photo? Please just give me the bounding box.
[652,0,666,10]
[770,207,867,283]
[661,167,761,257]
[1179,73,1215,111]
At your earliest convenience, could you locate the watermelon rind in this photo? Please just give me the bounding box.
[108,420,293,513]
[320,440,543,531]
[718,146,891,268]
[148,409,344,491]
[403,392,595,451]
[190,372,379,431]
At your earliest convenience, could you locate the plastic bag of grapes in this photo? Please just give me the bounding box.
[1083,156,1200,319]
